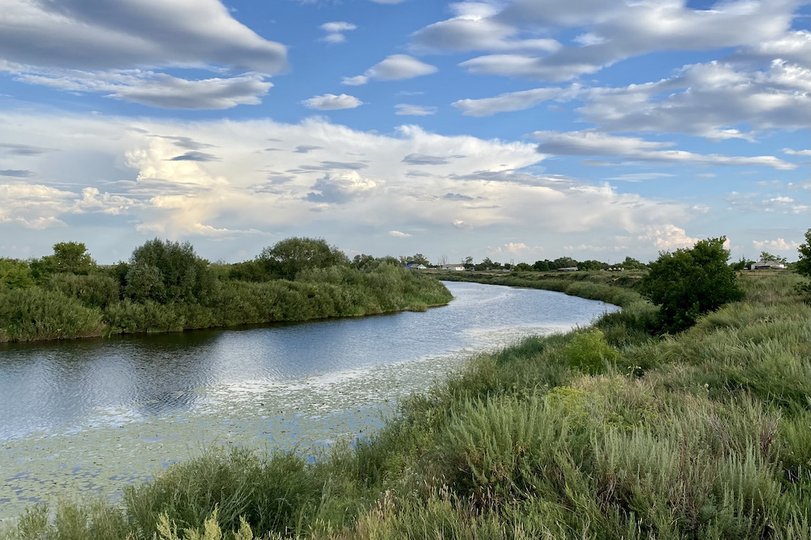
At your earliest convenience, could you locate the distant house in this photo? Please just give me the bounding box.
[440,263,466,271]
[558,266,579,272]
[750,260,786,270]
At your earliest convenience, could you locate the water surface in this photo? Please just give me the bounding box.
[0,282,617,520]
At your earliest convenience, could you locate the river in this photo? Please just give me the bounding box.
[0,281,618,520]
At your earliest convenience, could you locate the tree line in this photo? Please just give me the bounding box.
[0,237,452,343]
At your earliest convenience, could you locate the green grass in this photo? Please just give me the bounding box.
[0,265,452,343]
[3,271,810,539]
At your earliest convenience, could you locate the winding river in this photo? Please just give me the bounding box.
[0,281,618,520]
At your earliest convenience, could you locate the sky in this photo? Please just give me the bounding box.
[0,0,809,265]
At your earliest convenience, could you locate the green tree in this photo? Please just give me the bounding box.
[759,251,787,265]
[640,237,743,333]
[620,256,647,271]
[126,239,214,304]
[797,229,811,298]
[0,258,34,289]
[32,242,96,277]
[258,237,348,281]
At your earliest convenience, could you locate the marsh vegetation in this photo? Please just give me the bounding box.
[3,267,809,538]
[0,238,451,343]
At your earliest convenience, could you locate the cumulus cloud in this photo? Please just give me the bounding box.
[0,0,286,108]
[534,131,795,170]
[320,21,357,44]
[0,110,707,261]
[342,54,437,85]
[388,230,411,238]
[753,238,800,251]
[395,104,437,116]
[639,225,700,251]
[306,171,378,204]
[302,93,363,110]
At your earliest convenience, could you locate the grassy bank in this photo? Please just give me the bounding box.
[3,272,810,539]
[0,264,451,343]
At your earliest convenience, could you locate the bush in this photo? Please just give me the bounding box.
[47,272,119,308]
[257,237,349,281]
[126,239,215,304]
[0,287,104,341]
[641,237,743,333]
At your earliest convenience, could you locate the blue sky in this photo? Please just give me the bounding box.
[0,0,809,265]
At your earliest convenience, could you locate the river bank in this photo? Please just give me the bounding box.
[3,272,809,539]
[0,264,452,344]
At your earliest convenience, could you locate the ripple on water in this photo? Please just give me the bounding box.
[0,284,618,522]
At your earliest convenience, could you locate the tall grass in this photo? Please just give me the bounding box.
[3,272,809,539]
[0,264,452,342]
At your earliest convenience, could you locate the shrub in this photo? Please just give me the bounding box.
[561,329,620,374]
[0,287,104,341]
[47,272,119,308]
[641,237,743,333]
[126,239,215,304]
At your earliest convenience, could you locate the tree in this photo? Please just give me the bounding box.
[640,237,743,333]
[0,258,34,289]
[621,256,647,271]
[759,251,787,265]
[797,229,811,281]
[32,242,96,277]
[258,237,348,280]
[126,239,213,304]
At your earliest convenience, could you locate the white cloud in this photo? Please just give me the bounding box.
[302,93,363,110]
[0,111,704,262]
[753,238,800,251]
[0,0,286,108]
[306,171,378,204]
[320,21,357,44]
[411,2,560,54]
[578,60,811,139]
[453,86,573,116]
[534,131,796,170]
[784,148,811,156]
[343,54,437,86]
[395,104,437,116]
[388,230,412,238]
[474,0,799,81]
[639,225,700,251]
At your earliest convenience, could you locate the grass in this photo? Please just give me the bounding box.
[2,271,810,539]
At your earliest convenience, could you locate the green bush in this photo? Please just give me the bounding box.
[561,329,621,374]
[0,287,104,341]
[641,237,743,333]
[47,272,119,308]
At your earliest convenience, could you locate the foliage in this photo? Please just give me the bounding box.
[126,239,215,304]
[31,242,97,278]
[4,273,811,539]
[0,258,34,289]
[796,228,811,279]
[0,287,104,341]
[640,237,743,333]
[561,328,620,374]
[759,251,787,264]
[47,272,119,309]
[257,237,348,281]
